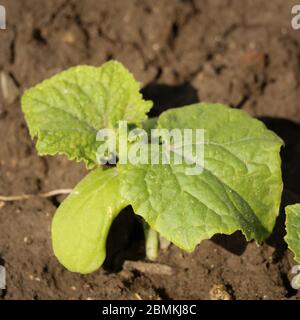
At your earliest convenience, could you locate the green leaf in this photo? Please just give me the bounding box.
[52,168,129,274]
[142,117,158,135]
[119,103,283,252]
[285,204,300,263]
[21,61,152,168]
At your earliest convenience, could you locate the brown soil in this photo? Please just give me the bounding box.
[1,0,300,300]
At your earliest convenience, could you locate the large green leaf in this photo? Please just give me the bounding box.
[119,103,283,252]
[52,168,129,273]
[21,61,152,168]
[285,204,300,263]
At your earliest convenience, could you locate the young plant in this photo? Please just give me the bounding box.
[285,204,300,288]
[21,61,284,274]
[285,205,300,261]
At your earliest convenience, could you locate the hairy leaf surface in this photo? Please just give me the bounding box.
[119,103,283,251]
[21,61,152,167]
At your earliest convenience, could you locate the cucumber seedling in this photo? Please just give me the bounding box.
[22,61,297,274]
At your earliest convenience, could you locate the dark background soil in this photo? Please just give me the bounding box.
[1,0,300,300]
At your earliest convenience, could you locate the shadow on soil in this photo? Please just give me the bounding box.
[141,82,199,116]
[103,207,145,271]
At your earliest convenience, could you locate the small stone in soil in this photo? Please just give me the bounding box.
[0,71,19,104]
[209,284,232,300]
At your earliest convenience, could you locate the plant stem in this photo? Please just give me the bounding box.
[143,223,159,261]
